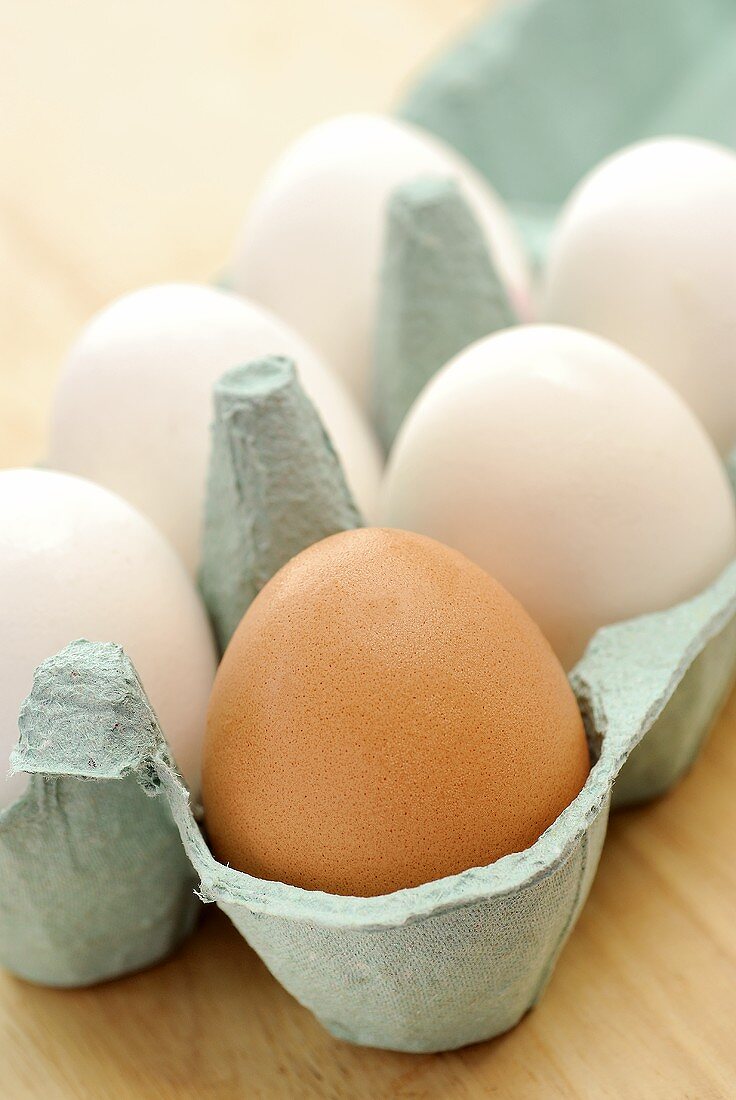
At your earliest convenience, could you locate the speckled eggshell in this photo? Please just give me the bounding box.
[202,528,589,898]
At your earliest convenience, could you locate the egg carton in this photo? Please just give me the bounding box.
[4,559,734,1047]
[2,354,735,1056]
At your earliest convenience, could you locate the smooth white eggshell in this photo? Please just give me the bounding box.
[543,137,736,456]
[0,469,217,807]
[381,324,736,669]
[232,113,532,406]
[47,284,382,573]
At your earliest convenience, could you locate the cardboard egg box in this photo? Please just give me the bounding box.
[1,349,734,1051]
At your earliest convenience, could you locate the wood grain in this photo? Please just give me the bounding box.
[0,2,735,1096]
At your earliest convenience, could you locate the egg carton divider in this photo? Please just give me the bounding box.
[199,355,362,654]
[371,173,517,452]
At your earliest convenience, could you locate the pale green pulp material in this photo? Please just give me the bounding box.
[581,570,736,810]
[372,176,517,452]
[199,356,362,653]
[399,0,736,266]
[613,619,736,807]
[0,640,199,987]
[605,446,736,806]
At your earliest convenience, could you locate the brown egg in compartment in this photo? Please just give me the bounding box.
[202,527,590,897]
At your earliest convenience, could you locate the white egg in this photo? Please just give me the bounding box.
[381,325,736,669]
[0,469,217,807]
[231,113,532,406]
[47,284,382,573]
[543,137,736,456]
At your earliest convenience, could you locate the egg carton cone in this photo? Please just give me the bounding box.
[398,0,736,270]
[199,355,362,653]
[0,640,199,987]
[371,174,517,452]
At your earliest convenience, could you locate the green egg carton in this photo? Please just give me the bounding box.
[7,4,736,994]
[6,564,734,1040]
[17,554,734,1047]
[4,351,735,1047]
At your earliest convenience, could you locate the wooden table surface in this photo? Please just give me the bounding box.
[1,2,735,1096]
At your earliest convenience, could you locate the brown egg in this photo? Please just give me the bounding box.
[203,528,589,897]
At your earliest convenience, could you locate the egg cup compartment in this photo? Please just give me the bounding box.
[0,640,199,987]
[372,174,518,451]
[55,557,730,1053]
[166,761,608,1053]
[170,363,736,1051]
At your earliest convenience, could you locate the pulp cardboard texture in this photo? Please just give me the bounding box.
[399,0,736,267]
[611,613,736,807]
[199,356,362,653]
[372,175,517,452]
[0,641,198,986]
